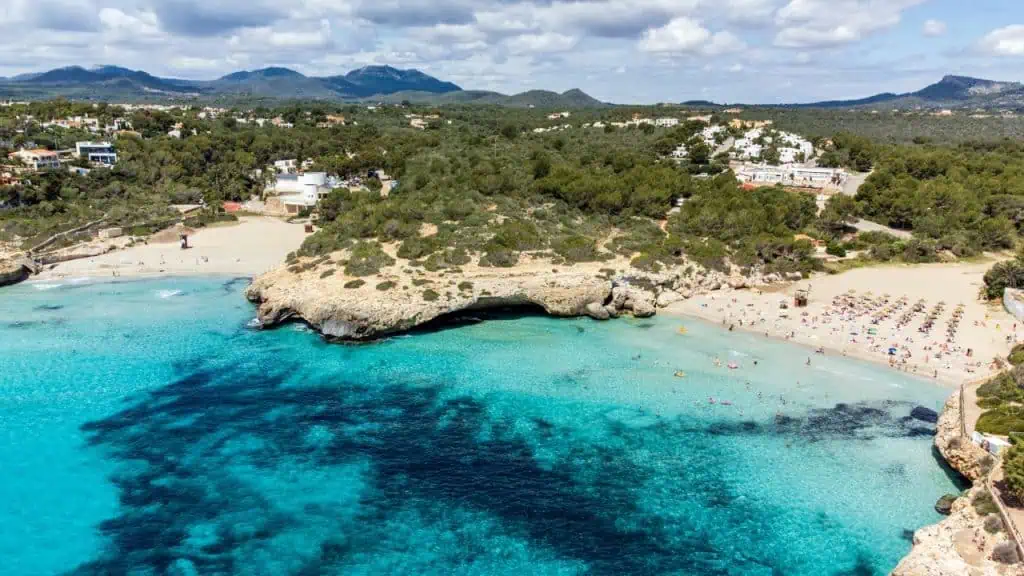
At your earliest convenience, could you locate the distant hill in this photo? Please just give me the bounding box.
[796,75,1023,109]
[0,64,465,102]
[0,64,612,108]
[686,75,1024,110]
[339,66,462,97]
[377,88,606,108]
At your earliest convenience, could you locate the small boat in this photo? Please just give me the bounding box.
[727,362,739,370]
[674,371,687,378]
[678,326,688,335]
[721,400,734,406]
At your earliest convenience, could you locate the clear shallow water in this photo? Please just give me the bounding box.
[0,277,963,575]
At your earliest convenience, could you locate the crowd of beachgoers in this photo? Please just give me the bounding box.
[669,261,1017,385]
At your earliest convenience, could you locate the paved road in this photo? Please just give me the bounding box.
[714,137,734,157]
[852,218,913,239]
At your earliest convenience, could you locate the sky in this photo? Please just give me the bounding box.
[1,0,1023,104]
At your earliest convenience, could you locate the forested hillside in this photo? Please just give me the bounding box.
[3,100,1023,276]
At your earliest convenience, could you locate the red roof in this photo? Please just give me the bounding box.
[222,202,242,213]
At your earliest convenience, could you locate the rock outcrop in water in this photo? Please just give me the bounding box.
[893,392,1020,576]
[245,251,733,340]
[0,257,38,287]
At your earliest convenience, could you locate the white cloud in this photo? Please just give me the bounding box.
[229,20,334,50]
[978,25,1024,57]
[639,18,746,56]
[505,33,578,55]
[922,19,946,37]
[704,31,747,55]
[774,0,926,48]
[639,18,709,52]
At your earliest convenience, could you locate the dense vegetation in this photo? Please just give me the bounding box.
[3,99,1023,275]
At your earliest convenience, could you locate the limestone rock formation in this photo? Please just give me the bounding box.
[0,257,37,287]
[893,391,1022,576]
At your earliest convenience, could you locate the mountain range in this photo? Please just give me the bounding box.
[686,75,1024,110]
[1,65,1020,110]
[0,65,604,108]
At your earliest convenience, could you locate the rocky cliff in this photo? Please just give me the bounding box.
[244,251,743,340]
[0,257,38,287]
[893,391,1022,576]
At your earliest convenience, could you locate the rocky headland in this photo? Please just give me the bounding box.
[0,257,38,287]
[893,392,1024,576]
[244,249,762,340]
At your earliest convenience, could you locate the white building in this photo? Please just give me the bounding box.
[655,117,679,128]
[9,149,60,170]
[269,172,335,214]
[274,159,298,174]
[734,164,847,189]
[75,141,117,166]
[740,144,762,160]
[670,144,688,159]
[701,125,725,145]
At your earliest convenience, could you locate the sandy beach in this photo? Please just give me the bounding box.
[32,217,309,281]
[666,260,1018,386]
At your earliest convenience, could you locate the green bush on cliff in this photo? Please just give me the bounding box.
[344,279,365,289]
[1003,444,1024,501]
[1009,344,1024,366]
[972,489,1000,516]
[344,241,396,277]
[422,289,440,302]
[552,235,602,263]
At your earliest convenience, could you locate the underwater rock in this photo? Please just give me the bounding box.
[910,406,939,424]
[934,494,957,515]
[167,558,199,576]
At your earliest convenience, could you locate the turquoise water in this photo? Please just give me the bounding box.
[0,277,963,575]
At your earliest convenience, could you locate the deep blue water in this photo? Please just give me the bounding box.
[0,277,962,575]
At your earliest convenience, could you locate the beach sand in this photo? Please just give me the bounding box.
[665,260,1017,386]
[33,217,309,281]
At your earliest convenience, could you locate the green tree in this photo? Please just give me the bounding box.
[819,194,859,237]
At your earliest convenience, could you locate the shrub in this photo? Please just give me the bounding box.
[344,279,366,289]
[458,281,473,291]
[344,241,396,277]
[981,455,997,476]
[412,278,433,287]
[825,242,847,257]
[480,249,519,268]
[984,259,1024,300]
[972,489,1000,516]
[1004,444,1024,501]
[984,514,1004,534]
[288,265,302,274]
[376,281,396,291]
[975,408,1024,436]
[422,289,440,302]
[993,542,1020,564]
[320,269,335,279]
[424,247,471,271]
[552,235,602,263]
[1010,344,1024,366]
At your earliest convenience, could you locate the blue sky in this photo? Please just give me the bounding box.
[0,0,1022,103]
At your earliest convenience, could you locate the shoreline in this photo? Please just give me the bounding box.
[26,216,309,284]
[663,303,964,387]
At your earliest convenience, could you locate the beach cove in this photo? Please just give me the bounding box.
[1,276,963,575]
